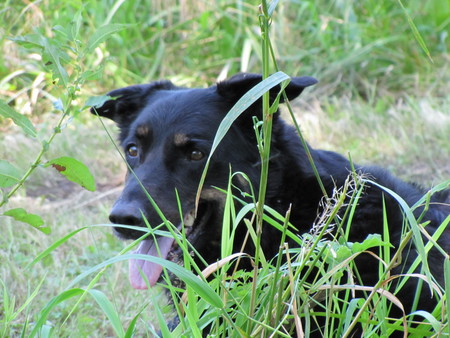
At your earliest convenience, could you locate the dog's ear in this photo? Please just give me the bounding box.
[90,81,175,125]
[216,73,317,104]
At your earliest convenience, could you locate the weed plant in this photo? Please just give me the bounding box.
[0,0,449,337]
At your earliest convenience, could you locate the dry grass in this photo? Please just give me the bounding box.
[291,92,450,186]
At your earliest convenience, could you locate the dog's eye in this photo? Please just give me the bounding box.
[189,150,204,161]
[127,144,139,158]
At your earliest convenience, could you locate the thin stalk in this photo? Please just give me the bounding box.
[248,1,272,330]
[267,39,328,198]
[271,206,292,330]
[256,1,272,238]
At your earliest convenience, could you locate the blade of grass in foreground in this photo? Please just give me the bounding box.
[30,288,125,337]
[446,258,450,335]
[0,275,45,336]
[25,226,89,269]
[67,253,224,309]
[195,71,290,205]
[124,306,147,338]
[364,179,431,280]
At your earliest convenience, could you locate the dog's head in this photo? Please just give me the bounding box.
[91,73,317,288]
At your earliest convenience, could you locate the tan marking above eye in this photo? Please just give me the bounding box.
[136,125,149,138]
[174,133,190,146]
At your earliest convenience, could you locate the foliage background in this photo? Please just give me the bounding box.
[0,0,449,336]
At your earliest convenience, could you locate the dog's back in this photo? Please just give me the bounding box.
[92,73,449,334]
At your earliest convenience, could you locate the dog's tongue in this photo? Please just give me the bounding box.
[129,236,174,289]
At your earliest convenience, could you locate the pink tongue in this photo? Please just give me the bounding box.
[129,236,175,289]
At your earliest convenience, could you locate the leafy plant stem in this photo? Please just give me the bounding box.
[0,94,75,208]
[249,0,272,330]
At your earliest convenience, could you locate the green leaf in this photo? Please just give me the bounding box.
[44,156,96,192]
[88,289,125,337]
[409,310,442,332]
[332,244,353,262]
[268,0,280,16]
[85,24,128,54]
[351,234,387,253]
[12,33,71,86]
[42,39,70,86]
[80,63,105,82]
[0,100,37,138]
[83,95,112,111]
[151,300,172,338]
[10,34,46,50]
[0,160,22,188]
[51,25,68,38]
[3,208,50,234]
[69,11,83,41]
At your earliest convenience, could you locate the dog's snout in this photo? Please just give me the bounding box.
[109,202,146,239]
[109,206,141,225]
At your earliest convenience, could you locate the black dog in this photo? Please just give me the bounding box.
[91,73,449,330]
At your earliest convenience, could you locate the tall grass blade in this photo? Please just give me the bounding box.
[30,288,87,337]
[365,179,431,280]
[410,310,442,332]
[8,275,47,316]
[26,226,89,269]
[68,253,224,308]
[30,288,125,337]
[151,300,172,338]
[196,71,290,205]
[397,0,433,63]
[445,258,450,335]
[267,0,280,16]
[87,289,125,337]
[124,309,144,338]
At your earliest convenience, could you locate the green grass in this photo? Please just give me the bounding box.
[0,0,449,336]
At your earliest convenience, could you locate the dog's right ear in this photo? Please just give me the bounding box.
[90,81,175,125]
[216,73,317,105]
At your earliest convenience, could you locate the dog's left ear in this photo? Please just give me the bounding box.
[90,81,176,126]
[216,73,317,104]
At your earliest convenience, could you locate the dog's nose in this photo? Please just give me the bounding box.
[109,205,142,225]
[109,202,146,239]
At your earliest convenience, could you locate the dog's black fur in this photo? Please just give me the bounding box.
[92,73,449,334]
